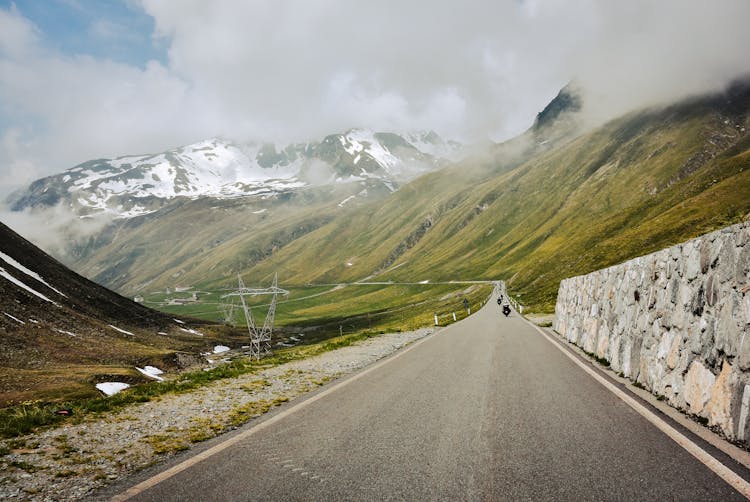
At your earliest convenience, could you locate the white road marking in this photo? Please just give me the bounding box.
[111,331,437,501]
[529,322,750,499]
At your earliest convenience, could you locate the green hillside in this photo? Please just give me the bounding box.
[232,82,750,313]
[71,82,750,325]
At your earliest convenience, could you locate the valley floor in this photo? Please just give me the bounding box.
[0,328,432,501]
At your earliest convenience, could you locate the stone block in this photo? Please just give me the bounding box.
[700,241,712,274]
[668,278,680,305]
[707,361,738,438]
[670,245,682,263]
[685,244,702,281]
[716,240,738,284]
[736,385,750,442]
[610,334,622,371]
[621,338,632,377]
[684,361,716,415]
[596,331,609,359]
[629,336,642,380]
[678,282,692,309]
[716,296,741,356]
[666,332,682,370]
[705,275,718,307]
[737,245,750,283]
[690,284,706,317]
[656,329,673,360]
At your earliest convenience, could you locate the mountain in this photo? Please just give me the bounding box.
[9,80,749,323]
[33,83,584,297]
[0,221,234,405]
[10,129,459,219]
[532,82,583,132]
[208,79,750,310]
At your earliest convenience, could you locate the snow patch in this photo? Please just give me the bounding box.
[136,366,164,381]
[109,324,135,336]
[3,312,25,324]
[55,328,77,337]
[0,251,66,297]
[213,345,230,354]
[180,327,204,336]
[0,267,58,304]
[96,382,130,396]
[338,195,356,207]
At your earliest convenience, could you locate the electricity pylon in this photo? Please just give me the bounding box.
[221,297,237,327]
[222,272,288,360]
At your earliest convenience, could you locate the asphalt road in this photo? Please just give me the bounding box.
[115,296,748,501]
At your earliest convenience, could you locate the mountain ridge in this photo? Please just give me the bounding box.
[9,129,460,219]
[7,81,749,316]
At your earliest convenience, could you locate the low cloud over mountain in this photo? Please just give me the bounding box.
[2,1,750,197]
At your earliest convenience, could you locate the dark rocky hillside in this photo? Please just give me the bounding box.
[0,221,235,404]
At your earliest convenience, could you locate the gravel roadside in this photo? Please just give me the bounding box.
[0,328,433,501]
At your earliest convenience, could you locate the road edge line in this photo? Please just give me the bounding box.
[528,321,750,499]
[110,329,438,501]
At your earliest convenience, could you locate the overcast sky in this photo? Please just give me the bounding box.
[1,0,750,197]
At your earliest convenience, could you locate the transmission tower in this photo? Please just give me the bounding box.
[220,297,237,327]
[222,272,288,360]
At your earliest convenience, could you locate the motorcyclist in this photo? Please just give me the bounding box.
[502,303,511,317]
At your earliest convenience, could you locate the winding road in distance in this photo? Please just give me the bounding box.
[110,294,750,501]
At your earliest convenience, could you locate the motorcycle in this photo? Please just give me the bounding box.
[502,304,511,317]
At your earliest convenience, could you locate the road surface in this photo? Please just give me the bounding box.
[111,295,749,501]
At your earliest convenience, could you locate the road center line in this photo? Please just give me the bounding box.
[529,321,750,499]
[110,330,439,501]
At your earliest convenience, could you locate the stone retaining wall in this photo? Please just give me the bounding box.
[554,222,750,442]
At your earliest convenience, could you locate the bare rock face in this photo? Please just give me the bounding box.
[555,222,750,442]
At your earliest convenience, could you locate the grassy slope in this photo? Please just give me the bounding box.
[71,183,383,294]
[234,87,750,313]
[61,84,750,334]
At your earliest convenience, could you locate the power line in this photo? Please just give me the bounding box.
[221,272,288,360]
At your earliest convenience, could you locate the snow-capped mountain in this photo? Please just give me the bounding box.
[10,130,460,218]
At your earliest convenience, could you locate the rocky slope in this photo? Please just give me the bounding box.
[0,221,234,405]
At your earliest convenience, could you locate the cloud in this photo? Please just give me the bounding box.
[136,0,750,139]
[0,202,112,260]
[1,0,750,200]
